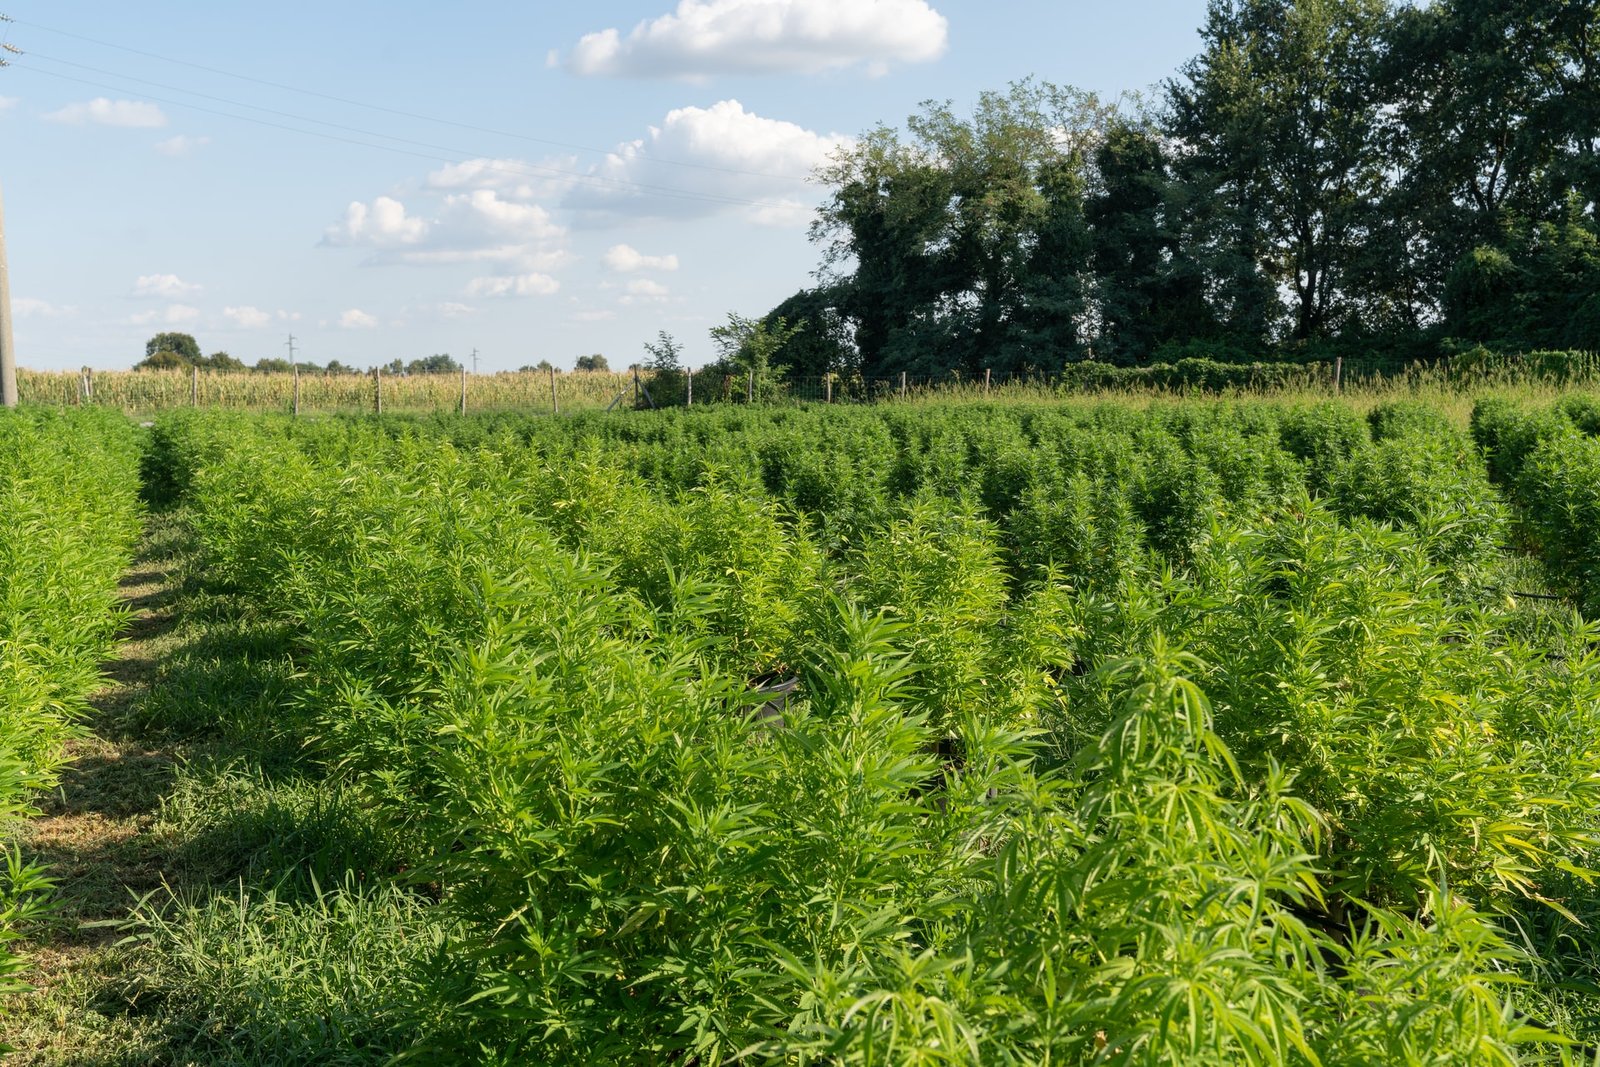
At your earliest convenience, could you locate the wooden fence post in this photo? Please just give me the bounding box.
[192,365,199,406]
[374,366,383,415]
[460,366,468,416]
[746,370,754,403]
[1333,356,1344,394]
[825,372,832,404]
[686,367,693,407]
[633,366,641,407]
[549,365,558,414]
[984,368,991,395]
[293,365,301,417]
[900,370,907,399]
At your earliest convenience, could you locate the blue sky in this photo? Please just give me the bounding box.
[1,1,1210,372]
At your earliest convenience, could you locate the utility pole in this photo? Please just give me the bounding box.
[471,347,479,375]
[286,333,297,367]
[0,178,15,409]
[0,27,18,408]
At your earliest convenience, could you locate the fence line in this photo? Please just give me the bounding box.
[15,353,1600,416]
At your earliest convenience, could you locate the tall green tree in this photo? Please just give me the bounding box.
[1167,0,1391,346]
[812,128,954,375]
[1382,1,1567,303]
[1086,120,1213,362]
[1383,0,1599,344]
[814,81,1111,376]
[763,288,856,377]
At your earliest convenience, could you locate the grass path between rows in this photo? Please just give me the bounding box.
[3,513,436,1065]
[2,517,189,1060]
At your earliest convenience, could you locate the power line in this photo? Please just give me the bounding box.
[15,62,801,212]
[11,16,815,183]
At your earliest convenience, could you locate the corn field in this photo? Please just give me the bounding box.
[20,349,1600,418]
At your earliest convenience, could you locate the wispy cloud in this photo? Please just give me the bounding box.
[44,97,168,128]
[155,134,210,156]
[464,273,561,298]
[603,244,680,272]
[130,304,201,326]
[133,274,202,299]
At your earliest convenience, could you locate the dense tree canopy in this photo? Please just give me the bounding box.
[135,335,249,372]
[143,332,201,364]
[771,0,1599,377]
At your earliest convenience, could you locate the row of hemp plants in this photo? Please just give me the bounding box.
[131,402,1600,1060]
[0,408,141,1019]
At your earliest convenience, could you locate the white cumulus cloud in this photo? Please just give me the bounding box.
[44,97,168,128]
[465,273,561,298]
[418,102,840,229]
[566,99,847,226]
[133,274,202,299]
[155,134,210,156]
[322,196,428,248]
[339,308,379,329]
[603,244,680,272]
[322,190,568,268]
[565,0,949,78]
[223,306,273,329]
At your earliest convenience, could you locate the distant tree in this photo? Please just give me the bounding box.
[643,331,683,371]
[143,332,202,364]
[518,359,555,372]
[575,353,610,372]
[136,349,191,370]
[200,351,245,371]
[640,332,687,405]
[323,359,357,375]
[710,313,803,401]
[406,353,461,375]
[252,357,293,373]
[383,358,405,375]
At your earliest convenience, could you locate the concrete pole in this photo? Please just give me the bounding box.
[0,181,17,407]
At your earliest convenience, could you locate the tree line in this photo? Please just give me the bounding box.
[758,0,1600,378]
[133,333,621,376]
